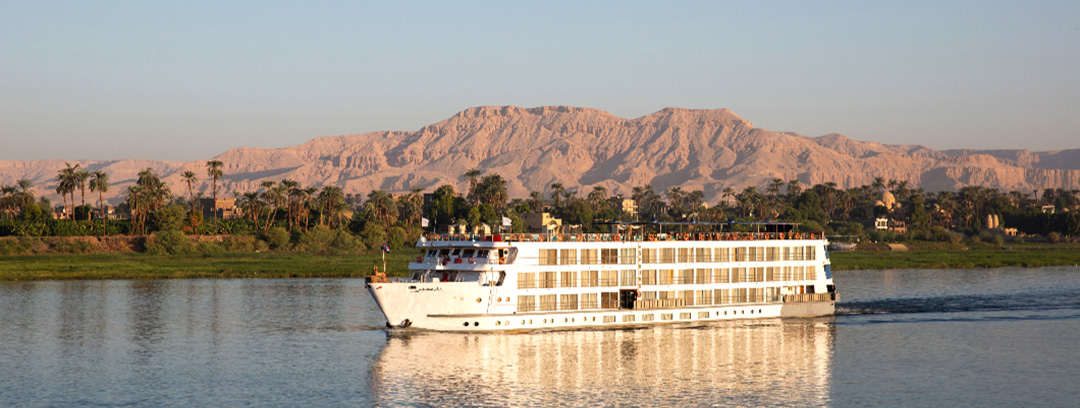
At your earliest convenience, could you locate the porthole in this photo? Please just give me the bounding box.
[521,320,525,325]
[474,321,479,326]
[497,297,502,302]
[505,320,510,326]
[463,322,469,327]
[496,321,501,326]
[529,319,533,324]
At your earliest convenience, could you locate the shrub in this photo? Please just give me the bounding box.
[361,223,387,249]
[145,230,195,255]
[387,226,407,249]
[297,225,335,253]
[221,235,256,252]
[1048,231,1061,244]
[196,241,225,255]
[265,227,291,250]
[150,204,187,232]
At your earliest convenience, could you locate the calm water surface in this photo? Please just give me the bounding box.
[1,267,1078,407]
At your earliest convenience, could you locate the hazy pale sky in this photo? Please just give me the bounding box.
[2,1,1078,161]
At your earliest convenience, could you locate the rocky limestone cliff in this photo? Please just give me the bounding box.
[2,106,1078,205]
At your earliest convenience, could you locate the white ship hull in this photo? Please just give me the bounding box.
[367,230,837,332]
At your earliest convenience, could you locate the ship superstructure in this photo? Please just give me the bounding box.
[366,222,837,332]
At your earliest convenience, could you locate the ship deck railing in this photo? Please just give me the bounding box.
[422,231,824,243]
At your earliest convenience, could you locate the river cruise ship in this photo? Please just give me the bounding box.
[366,222,837,332]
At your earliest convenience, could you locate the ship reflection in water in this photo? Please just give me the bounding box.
[370,318,835,406]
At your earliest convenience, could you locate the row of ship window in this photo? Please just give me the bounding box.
[516,288,782,312]
[536,246,817,265]
[517,266,817,289]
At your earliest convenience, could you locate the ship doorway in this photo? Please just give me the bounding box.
[619,290,637,310]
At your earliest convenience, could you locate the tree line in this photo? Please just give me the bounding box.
[3,164,1080,250]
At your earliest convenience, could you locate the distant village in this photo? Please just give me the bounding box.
[2,162,1079,251]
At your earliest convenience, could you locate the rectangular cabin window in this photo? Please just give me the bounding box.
[734,247,747,262]
[783,246,793,261]
[641,314,654,322]
[747,247,758,262]
[580,293,598,309]
[660,248,676,263]
[714,289,726,304]
[757,267,766,282]
[641,248,657,264]
[560,294,579,310]
[601,248,619,264]
[695,248,712,263]
[601,270,618,286]
[731,267,744,283]
[462,249,475,258]
[620,270,637,287]
[682,290,694,306]
[657,269,673,285]
[538,294,557,311]
[641,270,657,285]
[714,268,729,284]
[539,272,557,289]
[620,248,637,264]
[517,295,535,312]
[517,272,536,289]
[806,245,816,261]
[560,249,577,265]
[697,289,713,305]
[601,292,619,309]
[695,268,710,284]
[682,269,695,284]
[581,271,598,287]
[642,291,658,300]
[580,249,598,265]
[766,247,780,262]
[766,267,776,282]
[661,313,673,321]
[539,249,558,265]
[476,250,489,259]
[560,271,578,288]
[677,248,692,263]
[658,290,674,300]
[716,247,731,262]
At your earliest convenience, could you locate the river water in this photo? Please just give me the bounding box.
[1,267,1078,407]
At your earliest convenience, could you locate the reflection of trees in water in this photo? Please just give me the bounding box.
[370,319,835,406]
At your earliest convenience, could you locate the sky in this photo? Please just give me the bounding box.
[2,1,1078,161]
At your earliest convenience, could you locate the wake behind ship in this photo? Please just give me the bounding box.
[365,221,837,332]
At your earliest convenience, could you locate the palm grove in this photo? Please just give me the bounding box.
[2,163,1079,254]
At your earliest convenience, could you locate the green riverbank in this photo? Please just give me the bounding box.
[0,252,417,281]
[830,244,1080,270]
[1,245,1078,281]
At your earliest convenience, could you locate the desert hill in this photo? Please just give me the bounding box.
[2,106,1079,205]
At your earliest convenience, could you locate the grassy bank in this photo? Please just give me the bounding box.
[2,244,1078,281]
[0,251,418,281]
[831,243,1080,270]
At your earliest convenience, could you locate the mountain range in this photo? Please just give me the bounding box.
[3,105,1079,206]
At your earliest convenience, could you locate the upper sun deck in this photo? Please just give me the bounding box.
[421,231,824,246]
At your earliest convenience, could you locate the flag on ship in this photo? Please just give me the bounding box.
[502,216,511,227]
[381,243,390,253]
[421,217,429,227]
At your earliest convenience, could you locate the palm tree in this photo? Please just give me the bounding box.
[528,190,546,213]
[205,160,224,202]
[366,190,397,228]
[181,171,198,214]
[462,168,482,204]
[55,163,80,219]
[75,168,90,215]
[89,171,109,221]
[318,185,346,228]
[259,180,278,232]
[549,183,566,211]
[872,177,886,193]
